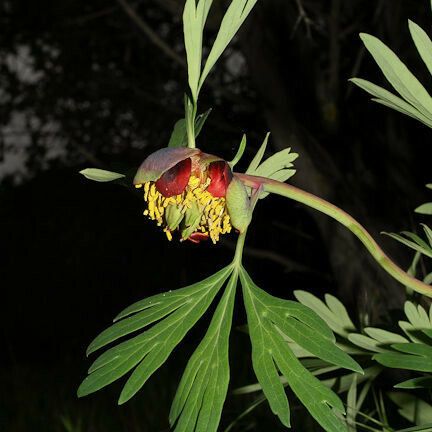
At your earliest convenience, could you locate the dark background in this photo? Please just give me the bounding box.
[1,0,431,430]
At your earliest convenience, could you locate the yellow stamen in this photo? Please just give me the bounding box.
[140,175,232,243]
[164,229,173,241]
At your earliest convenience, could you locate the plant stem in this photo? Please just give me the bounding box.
[186,114,196,148]
[236,173,432,298]
[233,231,248,268]
[185,96,196,148]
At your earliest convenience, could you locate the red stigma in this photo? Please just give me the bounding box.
[187,232,209,243]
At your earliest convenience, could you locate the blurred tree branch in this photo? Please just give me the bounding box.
[116,0,186,67]
[291,0,313,39]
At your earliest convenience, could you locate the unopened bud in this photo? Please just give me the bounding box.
[226,177,251,233]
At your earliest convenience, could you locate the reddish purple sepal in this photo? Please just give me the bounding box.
[133,147,200,185]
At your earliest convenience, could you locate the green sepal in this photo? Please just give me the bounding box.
[226,176,251,232]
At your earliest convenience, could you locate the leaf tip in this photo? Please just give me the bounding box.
[117,394,128,405]
[76,382,89,398]
[86,345,95,357]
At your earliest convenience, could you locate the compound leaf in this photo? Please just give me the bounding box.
[199,0,258,91]
[183,0,213,100]
[241,267,360,431]
[170,271,237,432]
[360,33,432,121]
[77,266,232,402]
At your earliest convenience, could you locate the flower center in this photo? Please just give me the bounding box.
[139,175,232,243]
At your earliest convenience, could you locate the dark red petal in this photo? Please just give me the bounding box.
[187,232,209,243]
[207,161,233,197]
[155,158,191,197]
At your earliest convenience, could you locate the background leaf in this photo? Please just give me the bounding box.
[388,392,432,425]
[79,168,125,182]
[409,20,432,78]
[349,78,432,128]
[415,203,432,215]
[359,33,432,121]
[168,119,188,148]
[241,267,359,432]
[294,290,357,338]
[395,377,432,389]
[374,343,432,372]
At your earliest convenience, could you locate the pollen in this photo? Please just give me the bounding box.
[138,175,232,243]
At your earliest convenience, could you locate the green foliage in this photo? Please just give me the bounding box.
[409,20,432,80]
[183,0,258,101]
[373,302,432,376]
[288,290,432,429]
[183,0,213,102]
[198,0,258,93]
[395,377,432,390]
[353,13,432,293]
[415,185,432,215]
[78,266,232,405]
[381,182,432,289]
[168,119,188,148]
[384,229,432,260]
[351,24,432,129]
[348,328,408,353]
[77,2,432,432]
[388,393,432,425]
[346,374,357,431]
[416,203,432,216]
[229,134,247,169]
[246,132,270,173]
[245,133,298,198]
[168,109,212,148]
[169,272,237,432]
[293,291,356,338]
[376,343,432,372]
[79,168,125,182]
[240,267,361,431]
[79,258,364,432]
[182,0,259,147]
[195,109,212,137]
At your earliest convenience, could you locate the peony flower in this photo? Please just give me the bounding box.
[134,148,250,243]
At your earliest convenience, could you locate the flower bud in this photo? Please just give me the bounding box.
[226,177,251,233]
[181,201,203,240]
[164,203,184,231]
